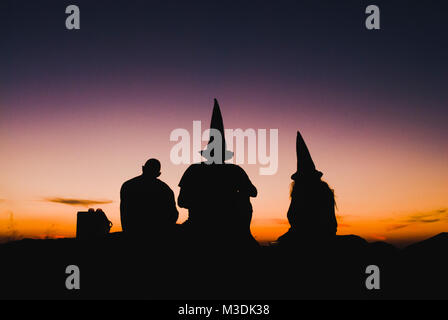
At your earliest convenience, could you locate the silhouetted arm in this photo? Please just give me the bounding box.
[247,182,257,197]
[238,167,257,197]
[286,197,298,228]
[177,187,189,208]
[120,184,128,232]
[168,190,179,224]
[177,166,194,208]
[321,188,337,236]
[330,201,337,235]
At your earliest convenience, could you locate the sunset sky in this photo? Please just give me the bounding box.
[1,0,447,246]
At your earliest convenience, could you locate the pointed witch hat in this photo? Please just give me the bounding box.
[200,99,234,163]
[291,131,323,180]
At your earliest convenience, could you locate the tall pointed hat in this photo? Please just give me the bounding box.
[200,99,234,162]
[291,131,323,180]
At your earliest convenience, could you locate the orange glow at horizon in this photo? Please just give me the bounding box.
[1,97,447,247]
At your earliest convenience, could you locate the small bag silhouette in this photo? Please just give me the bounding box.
[76,208,113,239]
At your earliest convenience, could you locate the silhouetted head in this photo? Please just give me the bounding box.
[290,178,336,209]
[142,158,161,178]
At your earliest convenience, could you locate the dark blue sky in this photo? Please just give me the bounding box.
[1,0,447,149]
[2,0,447,103]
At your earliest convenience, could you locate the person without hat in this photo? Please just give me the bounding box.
[120,158,179,239]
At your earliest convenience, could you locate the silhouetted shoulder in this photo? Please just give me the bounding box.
[228,163,249,175]
[226,164,257,196]
[154,178,175,195]
[121,175,144,192]
[317,180,334,198]
[178,163,203,187]
[224,163,250,180]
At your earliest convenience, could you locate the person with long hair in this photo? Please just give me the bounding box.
[278,132,337,244]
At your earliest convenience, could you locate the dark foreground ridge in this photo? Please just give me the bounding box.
[0,232,447,299]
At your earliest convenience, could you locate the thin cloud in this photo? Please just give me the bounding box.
[386,208,448,232]
[419,219,440,223]
[406,208,448,224]
[386,224,409,232]
[45,197,113,207]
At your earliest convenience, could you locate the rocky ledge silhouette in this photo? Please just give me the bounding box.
[0,232,447,299]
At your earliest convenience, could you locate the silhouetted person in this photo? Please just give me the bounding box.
[120,159,178,239]
[178,99,258,247]
[277,131,337,244]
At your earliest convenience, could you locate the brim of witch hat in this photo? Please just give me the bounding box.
[291,131,323,180]
[200,147,234,162]
[200,98,234,162]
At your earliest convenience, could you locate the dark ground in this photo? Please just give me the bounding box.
[1,232,447,300]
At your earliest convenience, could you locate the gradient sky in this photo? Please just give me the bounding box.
[1,0,447,246]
